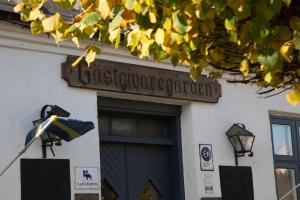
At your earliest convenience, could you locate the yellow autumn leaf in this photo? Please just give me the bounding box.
[155,28,164,45]
[149,10,156,23]
[72,37,80,48]
[98,0,111,19]
[42,13,62,32]
[72,56,84,67]
[163,18,172,31]
[240,59,249,76]
[140,39,154,59]
[134,3,141,13]
[280,42,293,63]
[86,49,97,67]
[30,9,45,21]
[286,89,300,106]
[14,3,25,12]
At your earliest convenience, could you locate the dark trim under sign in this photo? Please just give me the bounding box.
[62,56,222,102]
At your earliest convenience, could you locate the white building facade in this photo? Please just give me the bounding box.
[0,11,299,200]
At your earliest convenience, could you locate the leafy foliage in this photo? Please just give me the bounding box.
[12,0,300,105]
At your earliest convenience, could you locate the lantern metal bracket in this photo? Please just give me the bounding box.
[33,105,70,158]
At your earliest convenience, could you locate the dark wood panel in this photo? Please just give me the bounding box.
[127,144,170,200]
[100,143,127,200]
[219,166,254,200]
[75,193,99,200]
[21,159,71,200]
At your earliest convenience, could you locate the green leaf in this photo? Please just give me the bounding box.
[224,17,236,31]
[153,47,169,60]
[257,51,282,70]
[283,0,292,7]
[20,7,30,22]
[171,55,179,67]
[272,26,292,41]
[80,12,100,30]
[53,0,76,9]
[290,17,300,32]
[209,70,223,79]
[109,7,124,30]
[293,32,300,50]
[172,12,192,34]
[65,23,79,35]
[30,20,44,34]
[190,66,203,81]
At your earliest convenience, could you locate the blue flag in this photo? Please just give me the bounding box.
[25,116,94,146]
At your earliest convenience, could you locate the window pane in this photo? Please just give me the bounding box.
[275,168,297,200]
[140,181,161,200]
[272,124,293,156]
[101,179,118,200]
[139,119,167,138]
[99,116,109,135]
[111,118,137,136]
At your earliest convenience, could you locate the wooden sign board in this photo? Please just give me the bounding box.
[62,56,222,103]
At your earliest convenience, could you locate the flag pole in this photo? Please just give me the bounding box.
[0,136,38,177]
[0,116,57,177]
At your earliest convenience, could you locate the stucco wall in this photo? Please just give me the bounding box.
[0,21,299,200]
[181,80,300,200]
[0,45,100,200]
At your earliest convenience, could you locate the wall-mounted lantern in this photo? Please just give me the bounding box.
[226,123,255,166]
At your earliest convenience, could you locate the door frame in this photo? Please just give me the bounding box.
[98,97,185,200]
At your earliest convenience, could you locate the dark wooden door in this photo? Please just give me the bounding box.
[98,97,184,200]
[100,142,170,200]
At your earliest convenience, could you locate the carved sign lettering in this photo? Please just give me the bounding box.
[62,56,222,103]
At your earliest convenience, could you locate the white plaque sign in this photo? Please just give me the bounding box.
[204,174,214,194]
[199,144,214,171]
[75,167,99,190]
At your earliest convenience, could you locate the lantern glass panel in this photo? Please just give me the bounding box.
[239,136,254,152]
[229,136,243,152]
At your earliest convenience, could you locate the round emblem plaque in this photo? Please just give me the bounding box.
[201,147,212,162]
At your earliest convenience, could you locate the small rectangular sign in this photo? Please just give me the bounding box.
[204,174,214,194]
[200,144,214,171]
[74,167,99,190]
